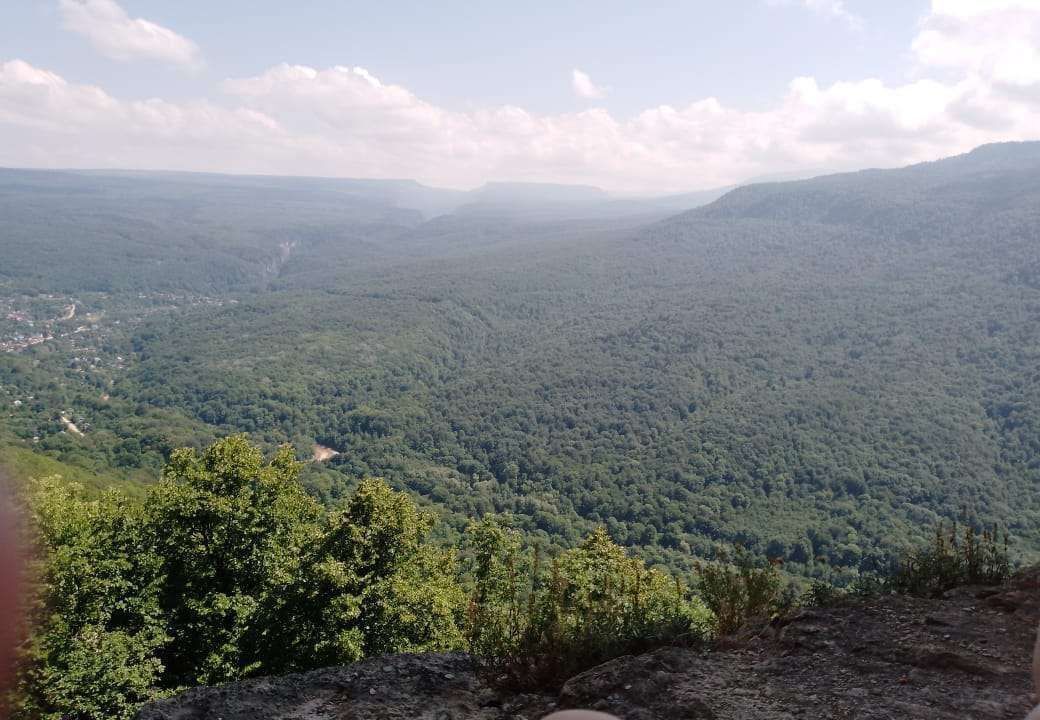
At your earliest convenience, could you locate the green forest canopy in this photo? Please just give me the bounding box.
[2,142,1039,585]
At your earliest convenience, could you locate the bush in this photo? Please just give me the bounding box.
[800,579,848,608]
[465,521,711,687]
[887,522,1010,597]
[800,572,891,608]
[695,550,785,635]
[803,523,1013,607]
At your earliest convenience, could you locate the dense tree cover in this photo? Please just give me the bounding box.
[2,143,1040,586]
[0,169,426,294]
[12,436,706,720]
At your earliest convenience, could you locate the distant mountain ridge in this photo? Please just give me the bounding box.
[0,167,731,222]
[688,141,1040,230]
[8,143,1037,228]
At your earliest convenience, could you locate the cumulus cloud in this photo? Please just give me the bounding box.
[913,0,1040,93]
[571,69,608,100]
[1,1,1039,192]
[59,0,202,68]
[0,59,280,169]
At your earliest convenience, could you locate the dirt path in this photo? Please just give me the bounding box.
[312,443,340,462]
[60,415,84,436]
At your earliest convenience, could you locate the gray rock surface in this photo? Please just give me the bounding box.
[139,570,1040,719]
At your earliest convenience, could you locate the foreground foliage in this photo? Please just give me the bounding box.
[12,437,698,719]
[13,437,463,720]
[15,482,164,719]
[801,523,1013,607]
[465,520,712,687]
[11,435,1020,718]
[887,523,1011,597]
[695,551,786,635]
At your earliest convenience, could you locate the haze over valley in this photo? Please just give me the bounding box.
[3,142,1040,580]
[5,3,1040,719]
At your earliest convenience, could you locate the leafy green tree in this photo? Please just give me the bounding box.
[463,517,530,659]
[14,437,471,717]
[15,479,166,720]
[146,435,321,686]
[258,479,464,671]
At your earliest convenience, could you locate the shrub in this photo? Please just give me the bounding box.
[463,517,531,664]
[800,579,848,608]
[801,572,890,608]
[887,522,1010,597]
[695,550,785,635]
[804,523,1013,607]
[465,521,711,687]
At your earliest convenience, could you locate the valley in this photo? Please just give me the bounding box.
[9,5,1040,718]
[2,143,1040,586]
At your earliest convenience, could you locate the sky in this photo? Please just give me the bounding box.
[0,0,1039,193]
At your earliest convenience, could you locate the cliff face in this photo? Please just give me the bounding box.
[139,570,1040,720]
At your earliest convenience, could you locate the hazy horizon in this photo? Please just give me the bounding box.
[0,159,841,197]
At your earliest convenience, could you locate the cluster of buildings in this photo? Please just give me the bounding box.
[0,331,54,353]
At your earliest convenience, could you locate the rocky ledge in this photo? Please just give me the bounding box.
[139,570,1040,720]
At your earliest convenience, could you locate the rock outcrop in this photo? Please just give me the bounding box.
[139,570,1040,720]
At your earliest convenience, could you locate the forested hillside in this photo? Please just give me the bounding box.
[2,143,1039,584]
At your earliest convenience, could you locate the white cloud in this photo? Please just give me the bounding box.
[913,0,1040,93]
[59,0,202,68]
[1,1,1039,192]
[571,69,608,100]
[0,59,279,169]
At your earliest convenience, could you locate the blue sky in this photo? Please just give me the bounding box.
[0,1,1038,192]
[3,1,928,114]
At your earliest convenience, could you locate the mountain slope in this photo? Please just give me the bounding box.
[691,141,1040,236]
[3,143,1040,582]
[0,169,424,293]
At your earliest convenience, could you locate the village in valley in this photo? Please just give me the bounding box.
[1,290,234,445]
